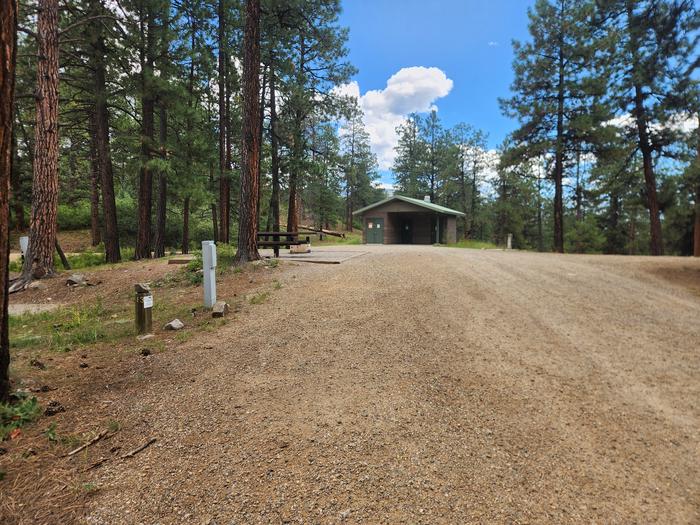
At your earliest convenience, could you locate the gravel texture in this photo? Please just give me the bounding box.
[81,246,700,524]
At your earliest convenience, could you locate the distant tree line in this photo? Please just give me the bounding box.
[393,1,698,255]
[501,0,699,255]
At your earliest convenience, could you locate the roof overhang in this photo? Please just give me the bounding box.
[352,195,466,217]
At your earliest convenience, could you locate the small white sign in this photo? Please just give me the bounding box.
[143,295,153,309]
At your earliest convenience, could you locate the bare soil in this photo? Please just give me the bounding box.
[3,246,700,524]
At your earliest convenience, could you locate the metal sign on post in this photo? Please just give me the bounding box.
[202,240,217,308]
[135,283,153,335]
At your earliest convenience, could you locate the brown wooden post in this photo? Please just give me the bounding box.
[134,283,153,335]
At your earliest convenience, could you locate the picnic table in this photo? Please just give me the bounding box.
[257,231,311,257]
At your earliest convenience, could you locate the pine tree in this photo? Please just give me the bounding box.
[15,0,61,285]
[0,0,18,401]
[234,0,261,263]
[596,0,699,255]
[501,0,602,253]
[393,114,426,198]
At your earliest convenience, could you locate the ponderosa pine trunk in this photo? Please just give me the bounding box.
[626,1,663,256]
[267,62,280,234]
[553,24,565,254]
[217,0,230,244]
[287,34,305,235]
[182,196,190,254]
[89,115,101,246]
[135,6,156,260]
[17,0,60,286]
[153,3,169,259]
[0,0,18,401]
[88,0,119,262]
[91,31,120,263]
[234,0,260,264]
[694,115,700,257]
[153,102,167,258]
[257,67,267,231]
[287,113,302,233]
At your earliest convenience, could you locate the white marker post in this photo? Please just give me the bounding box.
[506,234,513,250]
[19,236,29,258]
[202,241,217,308]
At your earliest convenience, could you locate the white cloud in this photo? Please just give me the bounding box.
[607,113,699,135]
[335,66,454,169]
[488,41,500,47]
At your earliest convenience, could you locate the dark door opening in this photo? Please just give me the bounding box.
[400,218,413,244]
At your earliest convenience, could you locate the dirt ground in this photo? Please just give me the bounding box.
[3,246,700,524]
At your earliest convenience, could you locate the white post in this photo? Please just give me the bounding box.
[19,236,29,256]
[506,234,513,250]
[202,241,217,308]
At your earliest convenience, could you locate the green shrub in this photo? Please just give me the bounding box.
[58,201,92,230]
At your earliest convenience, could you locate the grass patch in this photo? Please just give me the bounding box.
[249,291,270,305]
[446,239,498,250]
[9,247,136,273]
[1,395,41,440]
[9,300,131,352]
[314,231,362,245]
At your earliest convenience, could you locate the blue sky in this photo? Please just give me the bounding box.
[338,0,536,183]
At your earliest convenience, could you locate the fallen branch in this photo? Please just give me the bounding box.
[299,225,346,238]
[65,430,108,457]
[121,437,156,459]
[85,456,108,471]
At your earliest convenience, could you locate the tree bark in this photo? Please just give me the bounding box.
[153,101,167,258]
[0,0,18,400]
[87,1,120,262]
[135,6,156,260]
[182,195,190,254]
[626,1,663,255]
[17,0,60,285]
[553,19,565,254]
[267,62,280,234]
[211,203,219,243]
[287,35,306,235]
[89,114,101,246]
[234,0,261,264]
[694,115,700,257]
[217,0,230,244]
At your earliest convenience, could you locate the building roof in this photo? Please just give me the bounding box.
[352,195,466,217]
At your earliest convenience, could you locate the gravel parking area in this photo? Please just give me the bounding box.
[81,246,700,524]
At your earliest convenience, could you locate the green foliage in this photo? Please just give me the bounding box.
[566,216,606,254]
[9,301,125,351]
[1,396,41,441]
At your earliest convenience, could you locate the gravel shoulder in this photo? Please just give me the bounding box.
[77,246,700,524]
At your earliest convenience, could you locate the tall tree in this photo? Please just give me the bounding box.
[217,0,230,244]
[597,0,699,255]
[0,0,18,401]
[234,0,261,263]
[692,115,700,257]
[153,2,171,259]
[393,114,426,198]
[501,0,602,253]
[14,0,60,287]
[87,0,120,262]
[135,2,157,260]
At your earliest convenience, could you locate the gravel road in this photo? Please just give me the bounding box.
[85,246,700,524]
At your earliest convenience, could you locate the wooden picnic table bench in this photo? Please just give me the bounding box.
[257,232,310,257]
